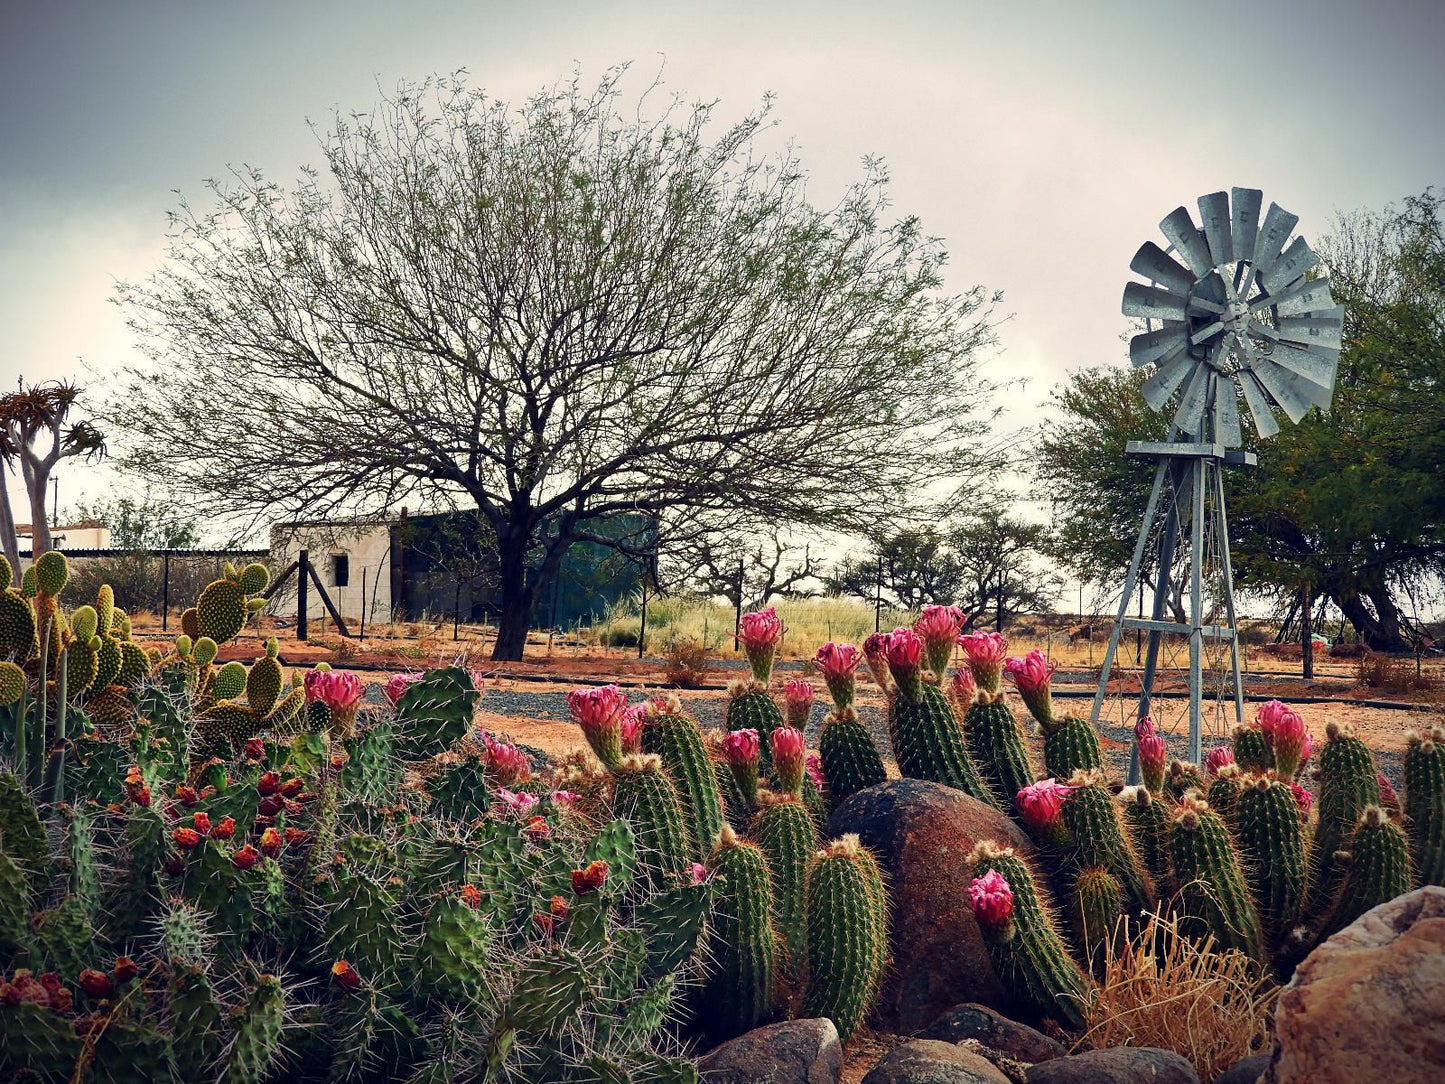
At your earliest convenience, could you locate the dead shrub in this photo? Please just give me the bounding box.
[1080,910,1277,1081]
[1356,650,1437,694]
[663,638,710,687]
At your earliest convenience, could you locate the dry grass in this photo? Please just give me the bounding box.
[1080,910,1276,1082]
[662,638,711,687]
[1356,650,1439,694]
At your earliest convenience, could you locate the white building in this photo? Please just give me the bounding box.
[19,520,112,551]
[268,519,394,626]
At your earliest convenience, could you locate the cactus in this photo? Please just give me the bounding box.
[1235,776,1308,949]
[227,973,285,1084]
[1403,727,1445,888]
[326,864,407,981]
[801,834,888,1042]
[1061,771,1154,912]
[0,771,47,890]
[392,666,479,757]
[1119,785,1171,896]
[195,575,250,644]
[34,550,69,597]
[724,681,785,769]
[0,587,36,662]
[1318,805,1413,939]
[966,841,1089,1030]
[247,637,285,716]
[611,754,693,886]
[416,889,492,1003]
[1070,865,1123,971]
[170,963,226,1080]
[1206,764,1245,828]
[429,752,493,821]
[1167,794,1263,964]
[699,826,775,1044]
[62,805,103,919]
[1040,714,1104,780]
[1231,724,1274,774]
[238,561,271,595]
[892,679,995,805]
[754,794,818,980]
[817,707,887,807]
[642,695,725,858]
[963,689,1036,809]
[1308,723,1382,918]
[1165,759,1207,802]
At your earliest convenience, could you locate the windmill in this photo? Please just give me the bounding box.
[1087,188,1342,772]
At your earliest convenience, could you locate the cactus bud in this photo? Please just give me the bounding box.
[1004,648,1057,725]
[1136,717,1167,794]
[566,684,628,770]
[861,632,893,693]
[723,728,761,807]
[570,859,608,895]
[814,641,863,710]
[783,678,814,729]
[619,703,645,754]
[770,725,807,798]
[331,959,362,993]
[1205,745,1235,776]
[737,606,785,685]
[914,604,965,681]
[958,630,1007,694]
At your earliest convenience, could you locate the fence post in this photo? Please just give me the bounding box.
[161,553,171,632]
[298,549,309,642]
[874,556,882,633]
[453,581,461,641]
[359,568,368,640]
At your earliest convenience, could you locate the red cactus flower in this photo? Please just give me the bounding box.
[814,642,862,709]
[210,816,236,841]
[257,770,281,797]
[191,811,212,836]
[1205,746,1235,776]
[884,626,924,674]
[495,787,538,816]
[258,794,284,816]
[243,737,266,761]
[737,606,785,684]
[172,827,202,850]
[968,870,1015,935]
[783,679,814,730]
[914,604,965,679]
[533,912,557,936]
[78,970,113,1000]
[950,667,978,708]
[232,844,260,871]
[620,704,646,755]
[164,854,185,876]
[460,884,483,909]
[1015,778,1074,833]
[113,957,139,984]
[6,973,49,1007]
[304,668,363,728]
[484,736,532,786]
[688,861,709,886]
[1135,717,1167,794]
[571,860,609,896]
[284,827,311,849]
[1378,772,1399,810]
[174,785,200,807]
[1003,649,1056,725]
[524,815,552,841]
[1290,782,1314,816]
[550,790,580,806]
[259,827,282,858]
[567,684,628,769]
[958,631,1008,694]
[770,726,808,798]
[331,959,362,993]
[38,973,62,996]
[549,894,570,920]
[280,776,305,798]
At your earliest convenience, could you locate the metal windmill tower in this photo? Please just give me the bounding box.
[1088,188,1342,772]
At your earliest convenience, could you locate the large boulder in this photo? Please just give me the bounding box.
[1024,1048,1199,1084]
[1212,1054,1268,1084]
[1264,886,1445,1083]
[826,779,1037,1032]
[698,1018,842,1084]
[861,1039,1012,1084]
[921,1003,1067,1064]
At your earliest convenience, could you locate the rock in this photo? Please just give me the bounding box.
[698,1018,842,1084]
[1023,1048,1199,1084]
[921,1003,1066,1064]
[1265,886,1445,1084]
[1212,1053,1268,1084]
[861,1039,1013,1084]
[826,779,1038,1032]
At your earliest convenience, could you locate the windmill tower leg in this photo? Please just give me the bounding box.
[1186,454,1207,764]
[1212,462,1247,733]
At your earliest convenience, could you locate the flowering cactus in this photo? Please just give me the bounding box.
[805,753,825,790]
[331,960,362,993]
[571,859,609,895]
[914,604,965,682]
[304,668,363,731]
[1015,777,1074,835]
[770,725,807,798]
[484,735,531,785]
[968,869,1016,937]
[884,626,926,698]
[383,671,423,706]
[567,684,628,770]
[814,641,863,709]
[1135,717,1167,795]
[958,630,1007,693]
[1266,705,1311,779]
[862,632,894,694]
[737,606,785,684]
[494,787,539,815]
[620,704,646,755]
[1003,649,1056,726]
[1205,745,1235,776]
[723,728,762,808]
[783,679,814,730]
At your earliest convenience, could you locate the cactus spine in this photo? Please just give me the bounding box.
[642,696,725,858]
[227,973,285,1084]
[725,682,784,770]
[892,681,996,807]
[754,794,818,980]
[1206,765,1244,829]
[1319,805,1413,939]
[967,841,1089,1030]
[801,834,888,1042]
[700,826,776,1044]
[1040,714,1104,780]
[1403,727,1445,888]
[1235,776,1308,949]
[963,690,1036,809]
[1070,865,1123,971]
[1167,795,1263,964]
[1308,723,1382,917]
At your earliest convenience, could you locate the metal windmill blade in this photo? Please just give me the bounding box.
[1123,188,1342,443]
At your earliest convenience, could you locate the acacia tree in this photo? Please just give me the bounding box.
[109,70,1000,659]
[670,528,822,610]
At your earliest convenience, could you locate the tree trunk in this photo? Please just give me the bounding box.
[1301,587,1314,680]
[1336,591,1412,653]
[21,457,50,555]
[491,534,536,662]
[0,464,21,584]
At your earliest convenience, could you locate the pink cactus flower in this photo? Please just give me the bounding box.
[1205,745,1235,776]
[950,667,977,707]
[968,869,1015,935]
[1289,782,1313,817]
[784,679,815,729]
[723,728,761,808]
[915,604,966,680]
[814,642,863,709]
[620,704,646,755]
[688,861,709,886]
[567,684,628,769]
[1256,699,1290,734]
[495,788,539,816]
[885,627,924,673]
[484,735,532,786]
[305,668,364,729]
[383,671,423,706]
[958,631,1008,693]
[1135,716,1167,794]
[770,725,807,798]
[1268,707,1310,779]
[549,790,580,806]
[1004,649,1056,726]
[1377,772,1399,810]
[862,632,894,692]
[737,606,785,684]
[805,752,825,790]
[1014,778,1074,833]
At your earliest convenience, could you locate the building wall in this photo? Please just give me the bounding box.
[268,523,393,626]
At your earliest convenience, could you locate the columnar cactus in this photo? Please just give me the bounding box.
[1231,723,1274,774]
[1319,805,1413,939]
[1206,764,1244,828]
[1070,865,1124,971]
[963,689,1036,809]
[817,707,887,808]
[1403,727,1445,888]
[642,695,725,859]
[1039,714,1104,780]
[1308,723,1382,917]
[1061,770,1154,912]
[1167,795,1263,964]
[966,841,1089,1030]
[725,681,785,770]
[754,793,818,980]
[801,834,888,1042]
[610,754,693,887]
[700,826,776,1044]
[1119,786,1170,894]
[1235,775,1308,949]
[886,629,995,806]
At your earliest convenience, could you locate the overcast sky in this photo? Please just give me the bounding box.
[2,0,1442,520]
